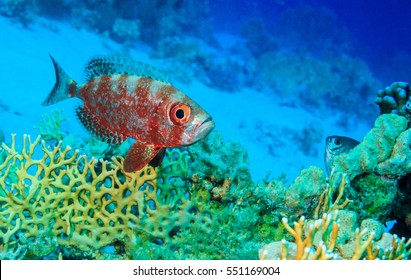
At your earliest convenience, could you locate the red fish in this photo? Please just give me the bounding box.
[43,55,214,172]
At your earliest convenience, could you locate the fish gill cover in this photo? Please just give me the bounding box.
[0,0,411,259]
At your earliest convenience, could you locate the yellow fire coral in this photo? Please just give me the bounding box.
[0,132,222,259]
[0,134,159,255]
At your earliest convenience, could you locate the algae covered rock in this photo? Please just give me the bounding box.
[283,166,326,218]
[376,129,411,177]
[331,114,411,223]
[333,114,408,179]
[360,219,384,241]
[349,173,398,221]
[187,131,253,198]
[336,210,358,244]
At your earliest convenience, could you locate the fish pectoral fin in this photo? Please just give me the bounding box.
[76,105,126,145]
[148,148,166,168]
[123,144,164,172]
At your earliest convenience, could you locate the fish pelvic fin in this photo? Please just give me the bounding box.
[123,144,164,172]
[148,148,166,168]
[76,105,126,145]
[42,55,78,106]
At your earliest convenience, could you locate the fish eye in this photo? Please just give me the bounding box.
[170,103,191,124]
[176,108,185,119]
[334,138,341,145]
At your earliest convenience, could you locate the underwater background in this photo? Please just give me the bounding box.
[0,0,411,260]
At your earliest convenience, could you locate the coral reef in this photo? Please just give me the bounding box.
[187,131,253,196]
[111,18,140,43]
[0,0,35,26]
[0,133,250,259]
[0,131,263,259]
[256,52,380,119]
[260,210,411,260]
[375,81,411,120]
[329,114,411,224]
[0,134,159,258]
[2,104,411,259]
[272,4,352,55]
[333,114,408,179]
[0,128,341,260]
[0,0,213,48]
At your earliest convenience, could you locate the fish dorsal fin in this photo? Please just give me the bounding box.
[76,105,126,145]
[84,55,170,83]
[123,144,163,172]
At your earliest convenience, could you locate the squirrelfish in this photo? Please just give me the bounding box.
[324,135,360,176]
[43,55,215,172]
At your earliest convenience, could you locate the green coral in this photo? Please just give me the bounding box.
[333,114,408,179]
[34,109,68,142]
[282,166,326,219]
[330,113,411,224]
[350,174,398,221]
[332,114,411,222]
[188,131,252,186]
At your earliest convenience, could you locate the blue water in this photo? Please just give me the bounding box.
[1,0,411,261]
[210,0,411,83]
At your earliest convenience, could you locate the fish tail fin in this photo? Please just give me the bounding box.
[42,55,78,106]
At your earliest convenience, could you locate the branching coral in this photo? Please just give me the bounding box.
[0,129,4,143]
[0,134,158,257]
[2,97,411,260]
[0,132,279,260]
[260,210,411,260]
[0,134,227,259]
[34,109,68,142]
[260,168,411,260]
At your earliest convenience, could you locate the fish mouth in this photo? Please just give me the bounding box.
[197,117,215,137]
[185,117,215,145]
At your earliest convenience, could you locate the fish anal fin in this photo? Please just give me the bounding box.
[76,105,126,145]
[123,144,164,172]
